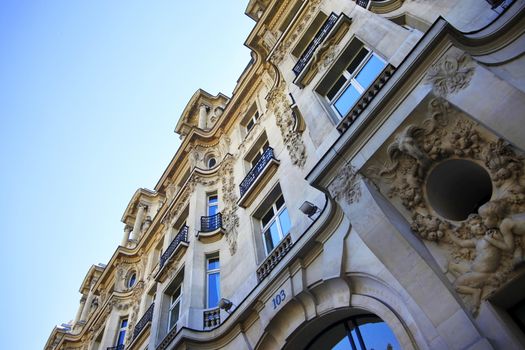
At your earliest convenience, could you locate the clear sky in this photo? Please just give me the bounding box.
[0,1,254,349]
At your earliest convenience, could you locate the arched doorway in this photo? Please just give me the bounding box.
[305,313,400,350]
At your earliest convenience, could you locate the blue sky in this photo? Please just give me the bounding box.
[0,1,253,348]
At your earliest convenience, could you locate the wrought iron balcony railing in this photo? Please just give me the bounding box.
[292,13,338,76]
[160,226,189,268]
[203,308,221,329]
[256,234,293,282]
[132,302,154,340]
[106,345,125,350]
[239,147,275,198]
[200,212,222,233]
[356,0,370,8]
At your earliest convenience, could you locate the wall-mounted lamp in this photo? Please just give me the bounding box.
[299,201,320,220]
[218,298,234,313]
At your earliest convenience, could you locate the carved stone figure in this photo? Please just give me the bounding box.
[266,81,307,168]
[365,94,525,313]
[447,201,514,309]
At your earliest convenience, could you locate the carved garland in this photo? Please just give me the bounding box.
[366,96,525,314]
[266,81,307,168]
[220,156,240,255]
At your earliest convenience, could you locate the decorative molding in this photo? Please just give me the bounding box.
[328,162,362,204]
[365,96,525,314]
[266,82,307,168]
[220,156,240,255]
[425,53,475,97]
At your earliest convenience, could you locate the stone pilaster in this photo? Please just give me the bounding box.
[129,203,147,242]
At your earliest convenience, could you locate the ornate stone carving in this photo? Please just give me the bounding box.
[267,82,307,168]
[328,163,361,204]
[366,96,525,314]
[220,157,240,255]
[425,53,475,97]
[270,0,322,65]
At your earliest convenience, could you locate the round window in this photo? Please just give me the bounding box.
[127,272,137,288]
[208,157,217,168]
[426,159,492,221]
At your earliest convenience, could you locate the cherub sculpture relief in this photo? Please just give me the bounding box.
[447,201,514,308]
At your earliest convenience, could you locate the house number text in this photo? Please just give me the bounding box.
[272,290,286,309]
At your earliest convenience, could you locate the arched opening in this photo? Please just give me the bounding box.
[305,314,400,350]
[426,159,492,221]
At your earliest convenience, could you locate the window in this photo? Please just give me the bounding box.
[127,272,136,289]
[261,194,291,255]
[207,194,218,216]
[324,47,386,118]
[168,282,182,331]
[206,254,220,308]
[306,314,400,350]
[115,318,128,347]
[246,111,259,133]
[207,157,217,168]
[249,140,270,168]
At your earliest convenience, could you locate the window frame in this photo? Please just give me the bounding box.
[167,282,182,331]
[206,193,219,217]
[115,318,128,346]
[261,194,291,256]
[206,254,220,308]
[325,47,386,119]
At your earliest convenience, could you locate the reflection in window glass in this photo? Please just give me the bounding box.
[355,55,385,89]
[334,85,360,117]
[261,195,291,255]
[306,314,400,350]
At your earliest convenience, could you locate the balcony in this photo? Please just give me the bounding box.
[132,303,154,341]
[336,64,395,133]
[256,233,293,282]
[106,345,125,350]
[203,307,221,329]
[198,212,224,243]
[238,147,280,208]
[292,13,338,76]
[160,226,189,269]
[356,0,369,8]
[155,226,189,283]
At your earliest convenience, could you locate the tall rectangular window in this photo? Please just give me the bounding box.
[116,318,128,346]
[261,194,291,255]
[325,47,386,118]
[168,283,182,331]
[206,254,220,308]
[207,194,218,216]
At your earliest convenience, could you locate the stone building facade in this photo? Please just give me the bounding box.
[45,0,525,349]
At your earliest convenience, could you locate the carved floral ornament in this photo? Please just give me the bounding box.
[270,0,322,65]
[266,81,307,168]
[364,96,525,314]
[425,52,475,97]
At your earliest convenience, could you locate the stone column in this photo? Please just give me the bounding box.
[79,290,94,323]
[72,296,86,330]
[129,203,147,242]
[163,222,175,252]
[137,291,150,318]
[121,225,133,246]
[198,104,208,129]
